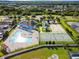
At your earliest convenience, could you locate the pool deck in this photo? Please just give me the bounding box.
[4,27,39,51]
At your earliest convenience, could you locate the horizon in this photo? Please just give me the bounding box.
[0,0,79,1]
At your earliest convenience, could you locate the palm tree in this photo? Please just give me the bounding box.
[52,41,55,44]
[46,41,48,44]
[49,41,51,44]
[3,31,9,41]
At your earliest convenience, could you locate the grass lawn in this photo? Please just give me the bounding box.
[70,47,79,52]
[0,39,4,57]
[0,52,4,57]
[10,48,69,59]
[62,16,79,20]
[0,46,4,57]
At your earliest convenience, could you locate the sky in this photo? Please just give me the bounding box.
[0,0,79,1]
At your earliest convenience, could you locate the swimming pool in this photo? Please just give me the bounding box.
[4,21,39,51]
[10,30,32,44]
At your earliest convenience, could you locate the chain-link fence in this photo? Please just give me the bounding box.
[40,32,73,42]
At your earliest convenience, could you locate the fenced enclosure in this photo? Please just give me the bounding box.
[40,32,73,42]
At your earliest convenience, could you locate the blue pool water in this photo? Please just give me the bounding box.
[18,23,33,31]
[10,30,32,43]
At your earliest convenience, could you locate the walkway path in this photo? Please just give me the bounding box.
[0,44,79,59]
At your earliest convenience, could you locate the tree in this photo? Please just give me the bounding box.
[65,44,69,50]
[3,31,9,41]
[49,41,51,44]
[11,19,17,26]
[52,41,55,44]
[46,41,48,44]
[56,17,60,23]
[68,48,72,51]
[55,47,58,50]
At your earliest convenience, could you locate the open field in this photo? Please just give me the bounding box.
[62,16,79,20]
[0,52,4,57]
[0,46,4,57]
[10,48,69,59]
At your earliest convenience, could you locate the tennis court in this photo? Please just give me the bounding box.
[40,24,73,42]
[40,32,73,42]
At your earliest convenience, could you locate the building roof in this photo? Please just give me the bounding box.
[18,20,33,31]
[69,52,79,59]
[0,16,13,23]
[0,30,4,38]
